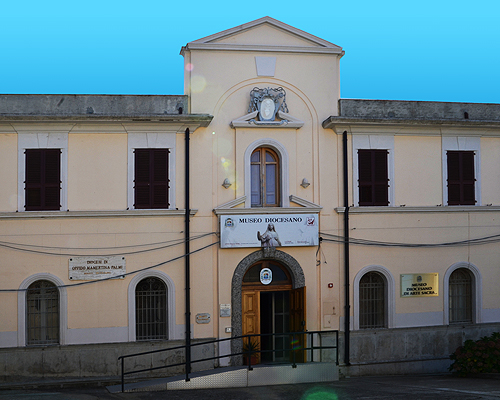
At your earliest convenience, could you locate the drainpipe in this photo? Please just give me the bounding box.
[343,130,351,366]
[185,127,191,381]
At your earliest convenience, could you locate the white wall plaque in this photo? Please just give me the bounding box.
[69,256,125,280]
[220,304,231,317]
[220,214,319,248]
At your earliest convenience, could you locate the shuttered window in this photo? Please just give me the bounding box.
[134,149,170,209]
[25,149,61,211]
[358,149,389,206]
[447,151,475,205]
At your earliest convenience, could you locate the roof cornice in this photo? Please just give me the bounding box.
[322,116,500,132]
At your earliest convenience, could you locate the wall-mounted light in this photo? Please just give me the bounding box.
[222,178,231,189]
[300,178,310,188]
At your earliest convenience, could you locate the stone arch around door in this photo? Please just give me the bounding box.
[230,249,305,360]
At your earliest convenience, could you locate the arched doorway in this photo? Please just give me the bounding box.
[231,249,306,364]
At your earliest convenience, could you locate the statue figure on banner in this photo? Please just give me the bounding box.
[257,223,282,247]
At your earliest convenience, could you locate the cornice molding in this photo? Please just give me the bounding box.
[183,43,344,55]
[0,209,198,220]
[335,206,500,214]
[322,116,500,134]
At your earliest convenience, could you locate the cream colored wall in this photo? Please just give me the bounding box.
[468,212,500,310]
[394,136,442,206]
[188,50,339,122]
[184,26,343,341]
[0,125,193,341]
[480,137,500,205]
[0,293,18,333]
[348,209,500,319]
[0,134,17,212]
[68,133,127,211]
[0,215,187,331]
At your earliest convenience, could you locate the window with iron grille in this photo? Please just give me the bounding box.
[449,268,473,324]
[135,277,168,340]
[358,149,389,206]
[359,272,386,329]
[447,151,476,205]
[26,280,59,345]
[25,149,61,211]
[251,147,280,207]
[134,149,170,209]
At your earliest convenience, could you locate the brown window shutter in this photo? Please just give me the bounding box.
[134,149,151,209]
[447,151,475,205]
[151,149,169,209]
[44,149,62,210]
[25,149,61,211]
[134,149,169,209]
[358,149,388,206]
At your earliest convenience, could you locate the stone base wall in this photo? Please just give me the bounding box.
[0,339,216,382]
[341,323,500,376]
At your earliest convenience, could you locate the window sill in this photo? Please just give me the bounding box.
[0,209,197,220]
[335,205,500,214]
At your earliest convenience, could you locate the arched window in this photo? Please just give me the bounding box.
[135,277,168,340]
[26,280,59,345]
[359,272,386,329]
[251,147,280,207]
[449,268,473,324]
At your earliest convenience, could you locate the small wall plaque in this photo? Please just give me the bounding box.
[196,313,211,324]
[220,304,231,317]
[401,273,439,297]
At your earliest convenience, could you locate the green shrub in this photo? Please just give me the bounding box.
[449,332,500,376]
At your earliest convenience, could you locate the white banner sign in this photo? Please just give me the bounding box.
[220,214,319,248]
[69,256,126,280]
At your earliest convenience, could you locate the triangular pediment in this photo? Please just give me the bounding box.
[183,17,344,55]
[213,195,322,215]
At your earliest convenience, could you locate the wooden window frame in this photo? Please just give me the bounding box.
[251,147,280,207]
[357,149,389,206]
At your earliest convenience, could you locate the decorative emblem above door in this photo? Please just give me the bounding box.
[230,87,304,129]
[250,87,287,121]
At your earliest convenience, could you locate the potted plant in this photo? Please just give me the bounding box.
[243,338,260,366]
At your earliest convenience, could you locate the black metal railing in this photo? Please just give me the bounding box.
[118,330,338,392]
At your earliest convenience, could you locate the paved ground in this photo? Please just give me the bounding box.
[1,374,499,399]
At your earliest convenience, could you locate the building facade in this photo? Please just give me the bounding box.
[1,17,499,379]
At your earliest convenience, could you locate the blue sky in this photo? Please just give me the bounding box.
[2,0,499,103]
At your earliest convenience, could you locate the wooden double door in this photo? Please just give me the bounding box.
[241,260,306,363]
